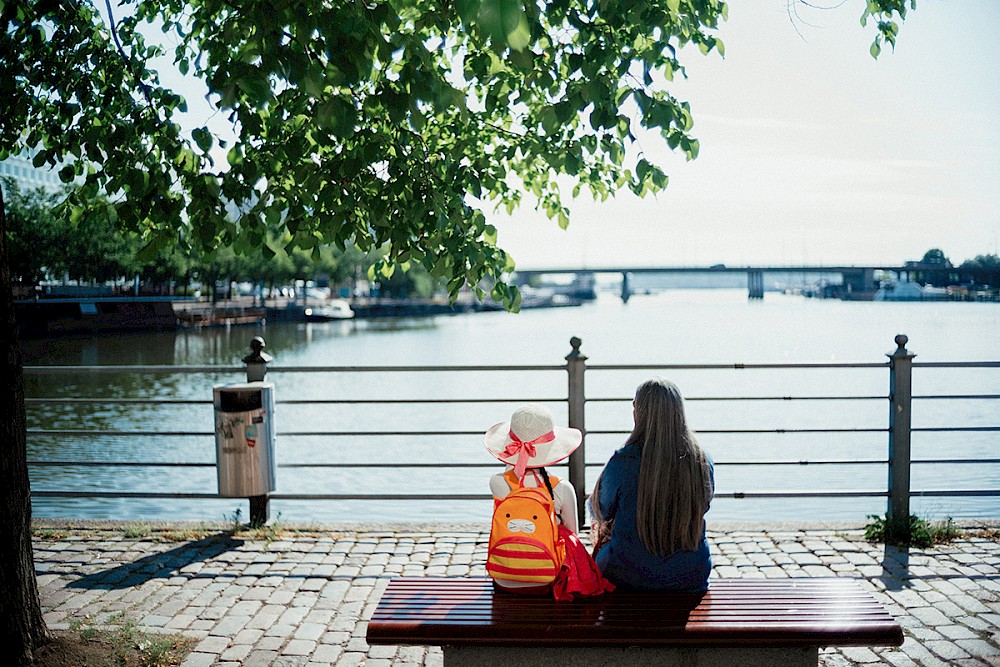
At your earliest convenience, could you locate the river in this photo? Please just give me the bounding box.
[22,288,1000,525]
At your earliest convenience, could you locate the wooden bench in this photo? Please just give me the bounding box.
[367,577,904,667]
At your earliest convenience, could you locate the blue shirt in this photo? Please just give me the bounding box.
[594,442,714,593]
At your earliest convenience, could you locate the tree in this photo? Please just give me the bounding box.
[959,254,1000,288]
[1,0,913,661]
[1,178,62,289]
[920,248,952,267]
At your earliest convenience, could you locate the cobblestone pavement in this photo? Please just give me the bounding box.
[33,521,1000,667]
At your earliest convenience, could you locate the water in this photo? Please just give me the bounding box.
[23,289,1000,525]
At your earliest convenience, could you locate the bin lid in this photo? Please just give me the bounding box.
[214,382,273,412]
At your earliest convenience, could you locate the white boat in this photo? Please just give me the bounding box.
[304,300,355,321]
[873,282,950,301]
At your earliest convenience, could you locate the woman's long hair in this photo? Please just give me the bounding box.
[591,379,712,556]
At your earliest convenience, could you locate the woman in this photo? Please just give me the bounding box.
[590,378,714,592]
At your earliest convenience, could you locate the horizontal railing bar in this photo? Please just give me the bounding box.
[30,458,1000,469]
[21,361,999,375]
[25,397,568,406]
[587,428,889,434]
[26,398,211,405]
[28,361,943,374]
[29,460,889,469]
[30,489,999,501]
[29,425,997,438]
[586,395,888,402]
[27,429,492,437]
[24,366,244,374]
[913,361,1000,368]
[912,426,1000,432]
[913,394,1000,400]
[588,362,888,370]
[25,393,1000,406]
[23,364,566,374]
[30,462,215,468]
[267,365,566,372]
[276,398,564,405]
[24,394,999,407]
[27,427,896,437]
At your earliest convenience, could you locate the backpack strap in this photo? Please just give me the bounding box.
[503,468,560,498]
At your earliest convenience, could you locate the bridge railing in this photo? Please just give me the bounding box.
[24,335,1000,525]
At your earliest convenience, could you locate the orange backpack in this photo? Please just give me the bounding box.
[487,470,566,587]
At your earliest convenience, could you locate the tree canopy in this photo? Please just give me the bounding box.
[2,0,915,307]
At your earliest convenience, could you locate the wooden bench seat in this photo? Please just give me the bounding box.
[367,577,904,666]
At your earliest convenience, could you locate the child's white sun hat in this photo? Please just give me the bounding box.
[484,404,582,478]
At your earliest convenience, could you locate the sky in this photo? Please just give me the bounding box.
[489,1,1000,270]
[106,0,999,272]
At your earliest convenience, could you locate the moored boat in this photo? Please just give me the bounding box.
[304,299,356,321]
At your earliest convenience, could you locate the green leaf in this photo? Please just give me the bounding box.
[457,0,482,23]
[870,40,882,59]
[192,127,213,153]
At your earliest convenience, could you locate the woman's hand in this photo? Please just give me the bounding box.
[590,519,613,556]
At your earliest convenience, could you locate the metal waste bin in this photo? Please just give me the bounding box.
[214,382,276,497]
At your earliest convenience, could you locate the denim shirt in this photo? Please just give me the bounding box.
[594,442,714,592]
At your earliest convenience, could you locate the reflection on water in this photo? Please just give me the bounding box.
[24,290,1000,523]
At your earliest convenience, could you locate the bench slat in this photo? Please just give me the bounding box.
[367,577,904,648]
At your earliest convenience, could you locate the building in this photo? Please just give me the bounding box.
[0,149,63,193]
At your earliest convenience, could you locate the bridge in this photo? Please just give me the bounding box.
[512,264,989,301]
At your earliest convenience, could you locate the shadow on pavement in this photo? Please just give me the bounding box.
[66,534,244,590]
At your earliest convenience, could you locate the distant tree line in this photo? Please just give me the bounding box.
[7,180,998,300]
[913,248,1000,288]
[2,178,441,301]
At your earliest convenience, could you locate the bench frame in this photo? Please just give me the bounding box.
[367,576,904,667]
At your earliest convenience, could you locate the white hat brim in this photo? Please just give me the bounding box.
[484,420,582,469]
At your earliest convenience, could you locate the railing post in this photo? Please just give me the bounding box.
[566,337,587,524]
[887,334,915,525]
[243,336,272,525]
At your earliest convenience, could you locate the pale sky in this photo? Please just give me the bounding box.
[130,1,999,272]
[491,1,1000,270]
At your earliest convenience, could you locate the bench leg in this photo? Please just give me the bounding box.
[442,645,819,667]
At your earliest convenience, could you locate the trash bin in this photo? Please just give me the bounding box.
[214,382,276,497]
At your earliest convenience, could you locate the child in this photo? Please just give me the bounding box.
[484,404,614,600]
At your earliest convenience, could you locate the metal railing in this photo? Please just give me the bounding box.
[25,334,1000,525]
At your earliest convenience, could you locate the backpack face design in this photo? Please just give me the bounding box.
[487,478,565,586]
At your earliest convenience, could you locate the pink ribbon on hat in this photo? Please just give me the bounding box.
[504,429,556,478]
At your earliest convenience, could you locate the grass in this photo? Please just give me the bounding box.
[865,513,963,547]
[123,523,153,539]
[33,614,196,667]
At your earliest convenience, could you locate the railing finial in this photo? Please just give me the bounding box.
[567,336,583,359]
[244,336,272,384]
[893,334,909,354]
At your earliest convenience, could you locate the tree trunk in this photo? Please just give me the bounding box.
[0,188,50,664]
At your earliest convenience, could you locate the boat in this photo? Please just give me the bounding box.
[303,300,355,321]
[873,281,951,301]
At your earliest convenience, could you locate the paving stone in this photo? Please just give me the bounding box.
[925,640,973,661]
[180,652,217,667]
[282,639,317,656]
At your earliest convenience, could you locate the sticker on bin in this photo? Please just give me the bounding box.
[245,423,258,448]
